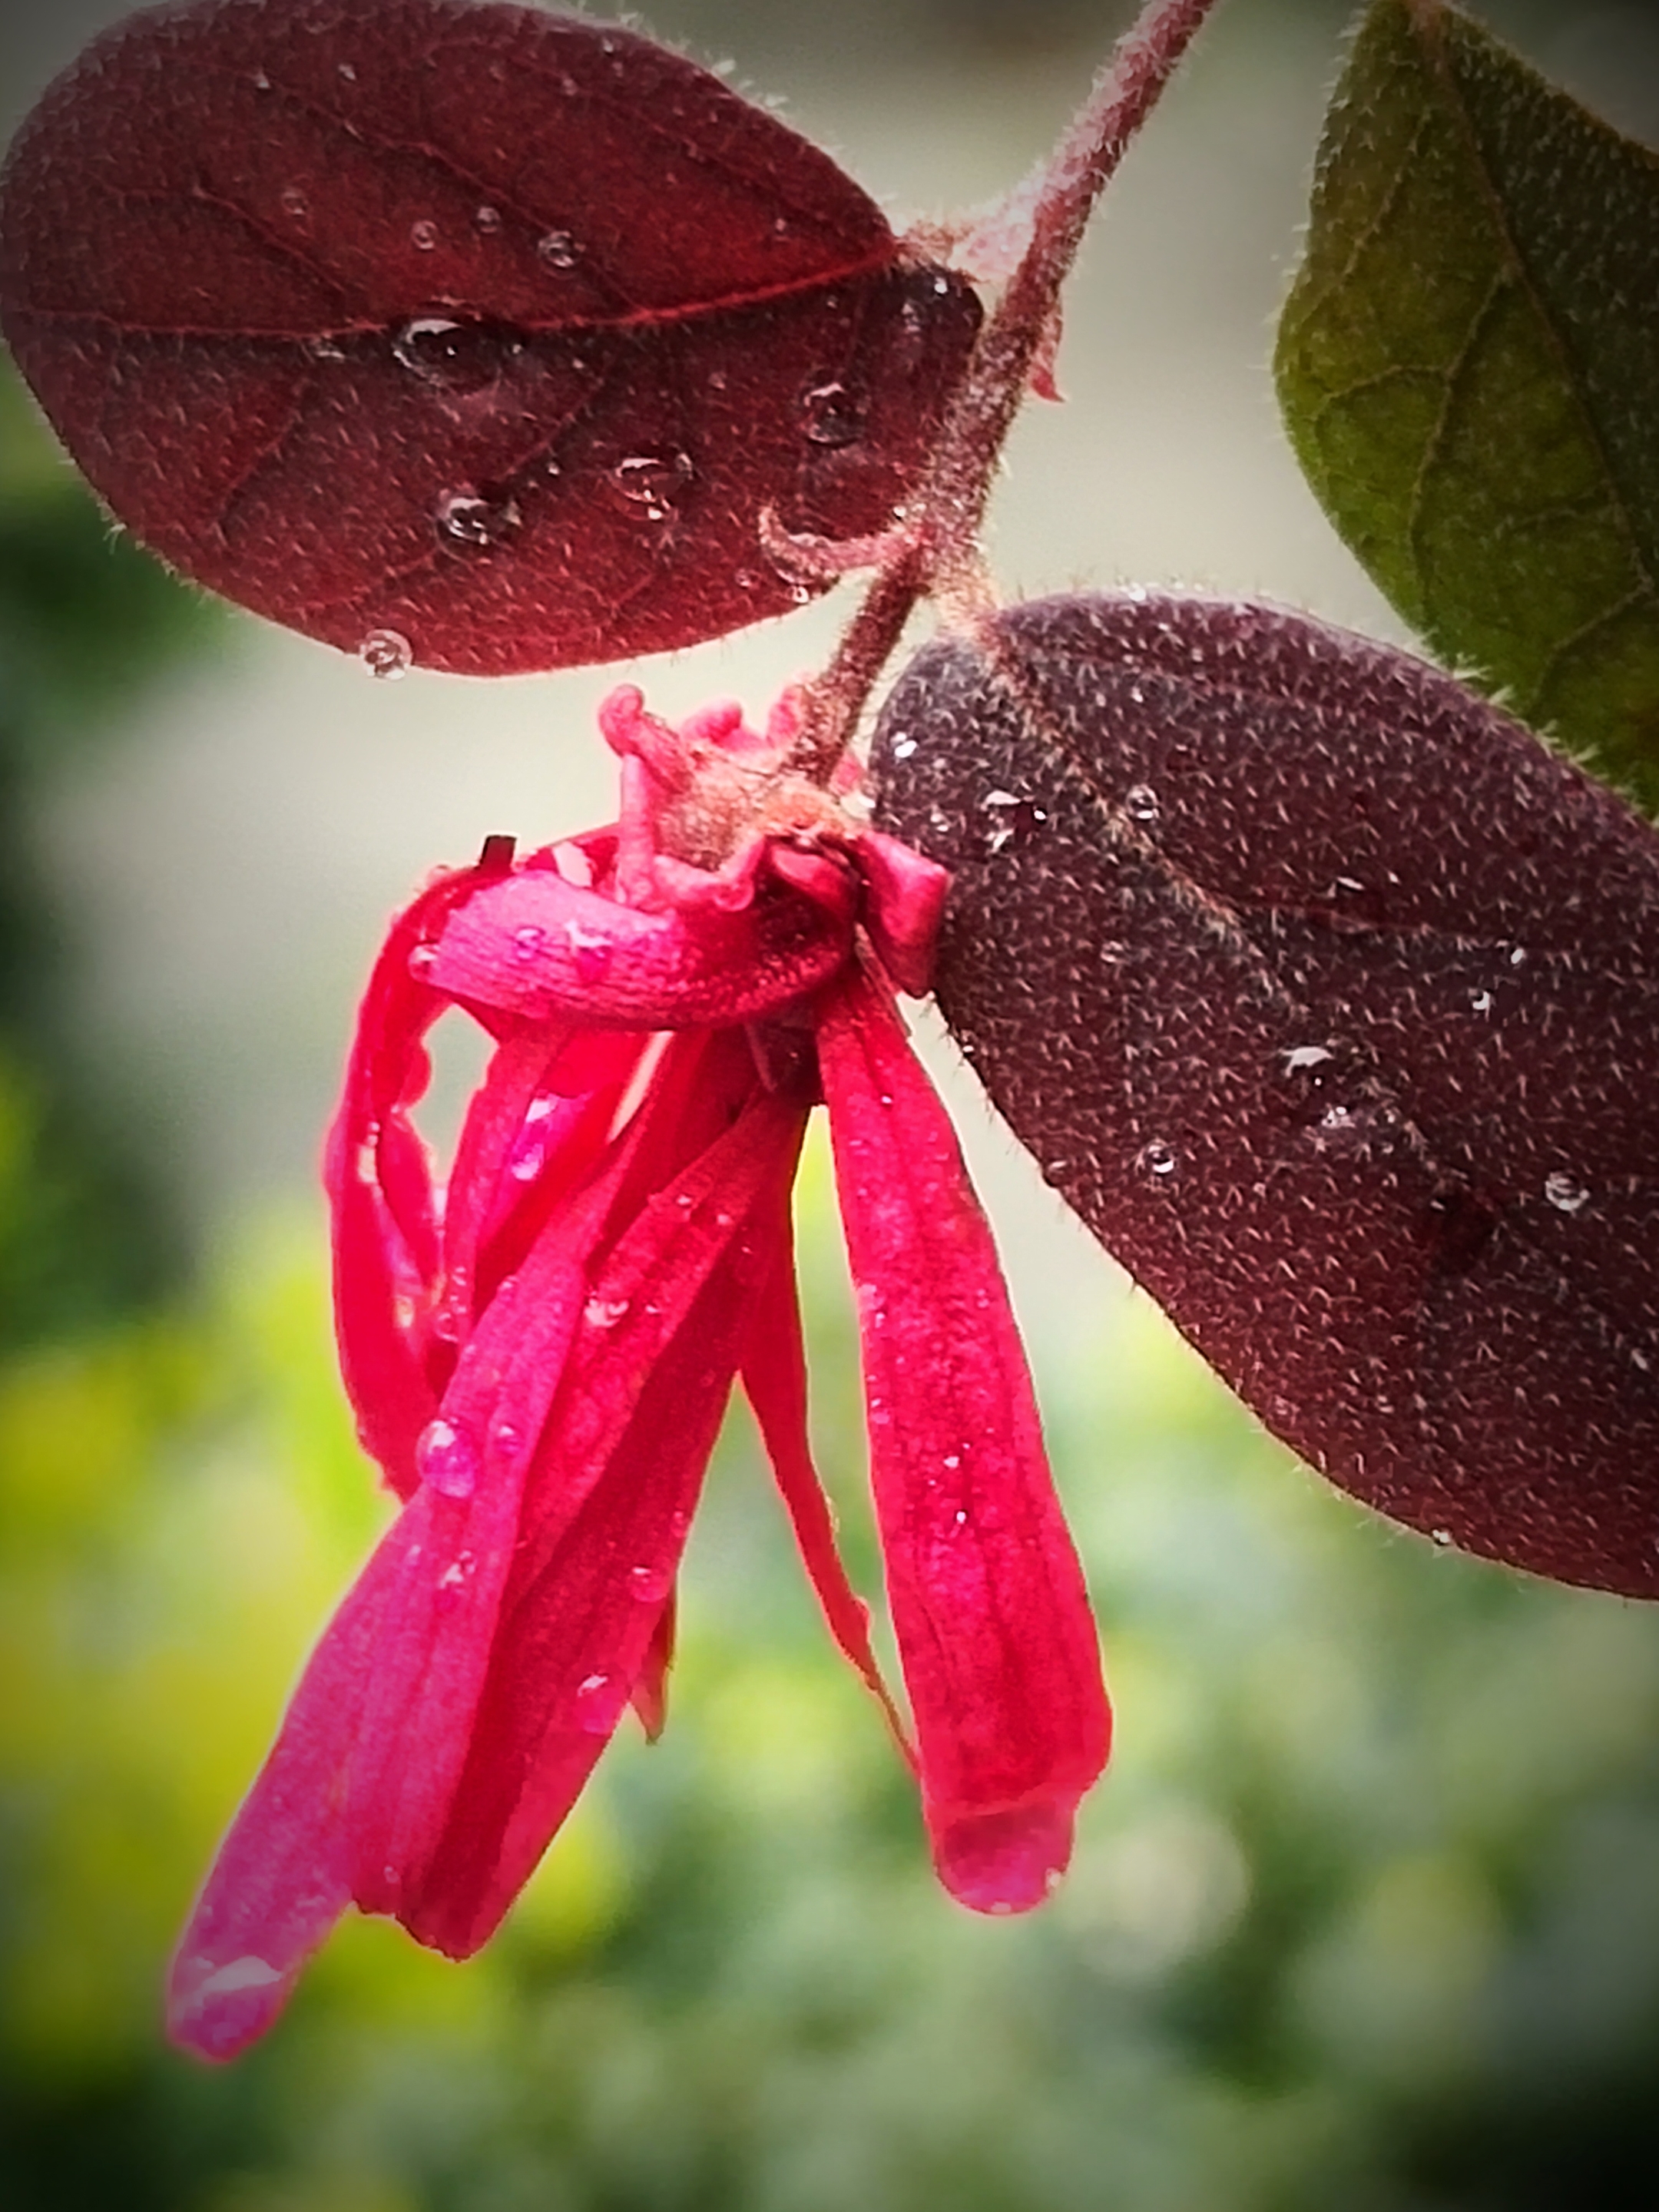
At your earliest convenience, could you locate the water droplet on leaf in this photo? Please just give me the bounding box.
[536,228,581,270]
[1140,1139,1177,1177]
[435,486,522,550]
[280,186,309,220]
[800,379,865,448]
[474,203,502,233]
[608,451,694,522]
[1544,1171,1589,1213]
[1124,783,1159,823]
[358,628,412,679]
[410,218,439,251]
[392,316,516,392]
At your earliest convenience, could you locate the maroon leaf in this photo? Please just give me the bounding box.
[0,0,979,674]
[871,591,1659,1598]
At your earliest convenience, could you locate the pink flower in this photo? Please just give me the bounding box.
[167,686,1111,2061]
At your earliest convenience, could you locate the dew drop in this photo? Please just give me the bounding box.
[628,1561,674,1604]
[1139,1139,1177,1177]
[336,59,358,82]
[574,1671,628,1734]
[510,924,546,962]
[584,1294,631,1329]
[1124,783,1159,823]
[564,919,613,985]
[1282,1044,1332,1072]
[491,1420,525,1461]
[536,228,581,270]
[800,379,865,448]
[435,486,522,551]
[1430,1526,1453,1548]
[474,203,502,233]
[410,218,439,251]
[280,185,309,220]
[406,942,438,976]
[393,316,515,393]
[608,451,694,522]
[889,733,918,761]
[1469,988,1495,1015]
[252,69,272,91]
[416,1416,479,1499]
[357,628,412,680]
[1544,1171,1589,1214]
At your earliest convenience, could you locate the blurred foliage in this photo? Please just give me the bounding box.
[2,1159,1659,2211]
[0,365,220,1346]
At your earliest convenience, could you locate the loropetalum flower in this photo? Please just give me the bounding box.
[168,685,1111,2061]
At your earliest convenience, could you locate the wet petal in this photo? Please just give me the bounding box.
[429,866,850,1028]
[742,1210,912,1756]
[167,1521,406,2060]
[817,969,1111,1913]
[406,1090,806,1955]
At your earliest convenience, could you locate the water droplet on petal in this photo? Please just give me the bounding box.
[1124,783,1159,823]
[1430,1526,1453,1548]
[628,1561,674,1604]
[474,203,502,233]
[536,228,581,270]
[491,1421,525,1461]
[584,1294,631,1329]
[416,1416,479,1499]
[280,185,309,220]
[435,487,522,551]
[336,60,358,82]
[1470,988,1495,1015]
[607,451,694,522]
[410,217,439,251]
[935,1800,1075,1915]
[564,919,613,985]
[800,379,866,448]
[574,1671,628,1734]
[511,924,545,962]
[1139,1139,1177,1177]
[1544,1171,1589,1214]
[359,628,412,679]
[407,942,438,975]
[252,69,272,91]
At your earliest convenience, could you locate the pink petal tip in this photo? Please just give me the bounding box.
[933,1796,1080,1916]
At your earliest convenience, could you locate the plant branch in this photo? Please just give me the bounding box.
[790,0,1226,782]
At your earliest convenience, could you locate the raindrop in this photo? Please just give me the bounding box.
[800,379,865,448]
[1283,1044,1333,1072]
[416,1417,479,1499]
[435,486,522,551]
[607,451,694,522]
[584,1294,631,1329]
[358,628,412,679]
[280,185,309,220]
[1544,1171,1589,1214]
[510,924,545,962]
[1469,988,1495,1015]
[564,918,613,985]
[536,228,581,270]
[438,1550,475,1590]
[1124,783,1159,823]
[1139,1140,1177,1177]
[1509,946,1528,967]
[491,1421,525,1460]
[628,1561,674,1604]
[1430,1526,1452,1548]
[406,943,438,976]
[574,1671,628,1734]
[410,218,440,251]
[303,334,347,361]
[942,1452,961,1471]
[392,316,516,393]
[889,733,918,761]
[336,60,358,81]
[252,69,271,91]
[474,203,502,233]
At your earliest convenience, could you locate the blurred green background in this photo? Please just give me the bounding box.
[5,2,1659,2207]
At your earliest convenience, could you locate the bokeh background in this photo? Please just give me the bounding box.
[4,1,1659,2206]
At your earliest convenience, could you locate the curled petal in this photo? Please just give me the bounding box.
[429,867,852,1028]
[849,830,951,998]
[818,968,1111,1913]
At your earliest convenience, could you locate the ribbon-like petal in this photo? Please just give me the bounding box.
[817,967,1111,1912]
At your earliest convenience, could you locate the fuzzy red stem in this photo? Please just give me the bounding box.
[790,0,1226,780]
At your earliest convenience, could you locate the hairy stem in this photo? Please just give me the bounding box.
[790,0,1226,783]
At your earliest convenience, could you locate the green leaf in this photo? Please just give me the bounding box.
[1275,0,1659,808]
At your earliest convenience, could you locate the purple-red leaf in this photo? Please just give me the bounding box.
[871,591,1659,1598]
[0,0,979,674]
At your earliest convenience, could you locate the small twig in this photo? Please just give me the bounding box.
[787,0,1225,783]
